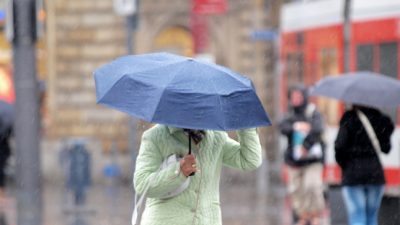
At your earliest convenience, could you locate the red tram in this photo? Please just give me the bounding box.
[280,0,400,189]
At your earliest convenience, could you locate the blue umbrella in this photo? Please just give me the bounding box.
[94,52,271,131]
[310,71,400,108]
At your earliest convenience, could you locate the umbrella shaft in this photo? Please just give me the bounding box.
[189,133,192,154]
[188,133,195,176]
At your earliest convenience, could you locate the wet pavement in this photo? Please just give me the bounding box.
[1,177,331,225]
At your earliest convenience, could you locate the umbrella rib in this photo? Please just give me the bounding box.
[133,60,185,75]
[95,63,183,103]
[210,74,227,130]
[110,54,185,76]
[99,60,191,119]
[196,60,250,86]
[95,57,186,98]
[188,62,203,92]
[96,73,128,103]
[149,64,189,123]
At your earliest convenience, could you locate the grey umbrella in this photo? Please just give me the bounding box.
[309,71,400,108]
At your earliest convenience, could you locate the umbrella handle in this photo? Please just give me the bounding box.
[188,133,195,176]
[189,132,192,155]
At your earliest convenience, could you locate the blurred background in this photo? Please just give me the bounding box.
[0,0,399,225]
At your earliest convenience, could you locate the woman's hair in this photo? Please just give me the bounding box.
[287,84,309,110]
[287,84,309,100]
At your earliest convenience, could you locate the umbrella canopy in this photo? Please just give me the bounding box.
[309,71,400,108]
[94,52,271,131]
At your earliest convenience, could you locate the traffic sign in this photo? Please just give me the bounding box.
[113,0,137,16]
[250,30,278,41]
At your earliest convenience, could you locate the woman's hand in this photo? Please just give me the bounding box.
[180,154,198,177]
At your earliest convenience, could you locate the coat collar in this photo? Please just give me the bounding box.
[167,126,207,135]
[167,126,183,134]
[167,126,207,150]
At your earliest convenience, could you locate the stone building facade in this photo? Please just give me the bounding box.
[46,0,129,151]
[44,1,284,223]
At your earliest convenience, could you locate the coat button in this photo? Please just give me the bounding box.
[191,209,196,213]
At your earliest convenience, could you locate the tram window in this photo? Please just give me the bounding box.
[379,42,398,123]
[296,32,304,46]
[356,44,374,72]
[319,48,339,125]
[286,52,304,86]
[379,42,398,79]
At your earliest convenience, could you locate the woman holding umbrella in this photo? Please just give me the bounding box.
[94,52,271,225]
[133,125,262,225]
[0,120,12,200]
[310,72,399,225]
[335,105,394,225]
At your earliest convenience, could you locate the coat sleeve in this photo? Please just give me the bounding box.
[133,131,187,198]
[222,128,262,171]
[303,109,324,150]
[377,115,395,154]
[279,116,293,137]
[334,113,351,168]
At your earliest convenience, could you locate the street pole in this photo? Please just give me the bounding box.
[126,15,135,55]
[250,0,268,223]
[343,0,351,73]
[11,0,42,225]
[113,0,139,201]
[125,11,139,187]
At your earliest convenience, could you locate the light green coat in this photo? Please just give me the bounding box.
[134,125,262,225]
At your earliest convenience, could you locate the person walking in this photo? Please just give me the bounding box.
[335,105,394,225]
[0,120,12,200]
[67,140,91,206]
[279,84,326,225]
[133,125,262,225]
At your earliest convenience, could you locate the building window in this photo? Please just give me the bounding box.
[318,48,339,125]
[356,44,374,72]
[356,42,398,123]
[379,42,398,123]
[286,52,304,87]
[379,42,398,79]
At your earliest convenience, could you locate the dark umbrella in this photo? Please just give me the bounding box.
[94,52,271,160]
[309,71,400,108]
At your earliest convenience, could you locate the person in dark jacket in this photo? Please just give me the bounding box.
[279,84,326,225]
[0,121,12,199]
[335,105,394,225]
